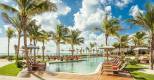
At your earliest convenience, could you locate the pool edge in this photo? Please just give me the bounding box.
[46,62,103,75]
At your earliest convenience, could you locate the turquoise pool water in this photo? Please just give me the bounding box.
[46,57,104,74]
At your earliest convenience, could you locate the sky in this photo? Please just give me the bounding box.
[0,0,153,54]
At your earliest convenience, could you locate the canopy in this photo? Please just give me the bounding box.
[133,47,149,51]
[99,46,115,49]
[22,45,40,49]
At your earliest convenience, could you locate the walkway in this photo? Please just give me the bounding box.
[0,72,134,80]
[27,71,134,80]
[99,72,133,80]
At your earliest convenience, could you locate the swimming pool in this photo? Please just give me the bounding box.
[46,57,104,74]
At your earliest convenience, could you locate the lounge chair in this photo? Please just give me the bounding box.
[103,57,127,74]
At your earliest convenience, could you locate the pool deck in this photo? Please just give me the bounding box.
[28,71,133,80]
[99,72,133,80]
[0,71,134,80]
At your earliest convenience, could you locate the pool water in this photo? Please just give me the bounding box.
[46,57,104,74]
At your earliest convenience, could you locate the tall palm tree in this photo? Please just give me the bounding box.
[89,42,96,55]
[51,24,68,56]
[66,29,84,56]
[6,27,14,60]
[86,47,89,55]
[128,3,154,69]
[28,20,42,63]
[101,15,121,46]
[131,32,147,47]
[39,30,50,61]
[1,13,22,63]
[0,0,57,69]
[101,15,121,61]
[114,35,129,55]
[131,32,147,59]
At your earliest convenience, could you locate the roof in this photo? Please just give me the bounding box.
[22,45,40,49]
[99,46,115,49]
[133,47,149,51]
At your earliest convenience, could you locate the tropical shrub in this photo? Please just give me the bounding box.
[16,61,23,68]
[128,59,138,65]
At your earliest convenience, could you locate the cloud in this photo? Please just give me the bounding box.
[100,0,132,9]
[3,24,14,30]
[129,5,143,18]
[100,0,112,5]
[0,0,9,3]
[73,0,116,48]
[79,31,117,48]
[74,0,112,32]
[0,28,2,34]
[115,0,132,8]
[33,0,71,32]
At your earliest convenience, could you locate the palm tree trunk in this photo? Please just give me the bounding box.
[80,48,82,55]
[8,38,10,61]
[29,38,32,55]
[119,40,121,56]
[105,34,108,46]
[150,34,154,70]
[16,32,21,63]
[23,30,30,70]
[33,40,36,63]
[105,34,109,61]
[71,44,74,56]
[22,15,30,71]
[42,41,45,61]
[90,48,92,55]
[56,42,60,56]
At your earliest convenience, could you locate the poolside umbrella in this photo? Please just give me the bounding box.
[99,46,115,61]
[27,45,39,49]
[133,47,149,51]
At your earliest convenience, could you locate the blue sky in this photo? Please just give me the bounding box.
[57,0,153,34]
[0,0,154,35]
[0,0,154,53]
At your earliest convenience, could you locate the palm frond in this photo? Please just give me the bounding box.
[0,3,18,12]
[27,0,57,16]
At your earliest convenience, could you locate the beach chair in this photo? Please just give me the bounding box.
[103,56,127,74]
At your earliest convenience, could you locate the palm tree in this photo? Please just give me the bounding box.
[65,29,84,56]
[51,24,68,56]
[39,30,50,61]
[86,47,89,55]
[101,15,120,61]
[1,13,22,63]
[6,27,14,60]
[131,32,147,59]
[28,20,42,63]
[128,3,154,69]
[89,42,96,55]
[131,32,147,47]
[0,0,57,69]
[114,35,129,55]
[101,15,121,46]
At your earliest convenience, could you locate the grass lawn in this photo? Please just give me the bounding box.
[0,63,22,76]
[125,64,154,80]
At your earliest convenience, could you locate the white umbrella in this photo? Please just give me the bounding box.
[99,46,115,49]
[133,47,149,51]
